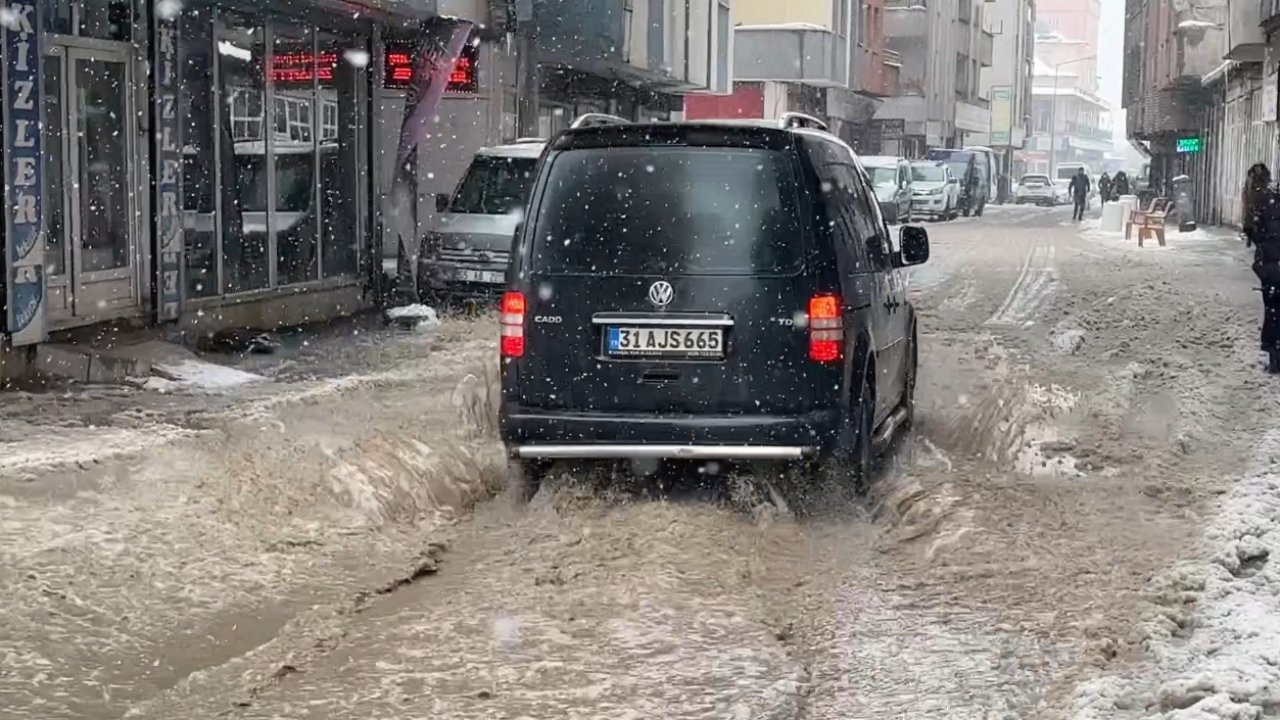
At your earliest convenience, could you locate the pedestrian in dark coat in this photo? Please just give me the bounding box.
[1245,165,1280,373]
[1098,173,1112,207]
[1068,167,1090,221]
[1113,171,1130,199]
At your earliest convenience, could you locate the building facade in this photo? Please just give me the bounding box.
[0,0,731,366]
[1021,48,1111,176]
[1035,0,1099,60]
[876,0,995,157]
[1183,0,1272,227]
[1,0,449,358]
[1122,0,1223,196]
[973,0,1037,197]
[681,0,900,152]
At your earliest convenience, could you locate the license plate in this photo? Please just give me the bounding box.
[606,326,724,358]
[449,268,504,284]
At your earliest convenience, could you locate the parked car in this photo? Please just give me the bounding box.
[499,113,930,499]
[1015,174,1062,206]
[860,155,914,224]
[417,138,546,300]
[909,161,960,221]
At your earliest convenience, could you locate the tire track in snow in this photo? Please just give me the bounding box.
[985,240,1058,327]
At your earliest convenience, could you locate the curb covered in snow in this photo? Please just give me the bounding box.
[1071,428,1280,719]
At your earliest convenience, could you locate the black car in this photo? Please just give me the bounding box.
[498,113,930,497]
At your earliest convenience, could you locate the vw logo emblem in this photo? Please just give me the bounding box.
[648,281,674,307]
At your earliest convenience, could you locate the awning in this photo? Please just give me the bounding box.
[215,0,438,25]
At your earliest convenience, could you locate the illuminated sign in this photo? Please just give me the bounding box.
[269,50,339,86]
[383,40,478,93]
[1176,137,1203,153]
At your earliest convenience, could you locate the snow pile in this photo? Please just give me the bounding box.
[147,358,266,391]
[1070,429,1280,720]
[385,303,441,331]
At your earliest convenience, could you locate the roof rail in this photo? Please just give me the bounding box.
[778,112,829,132]
[569,113,631,129]
[512,137,546,144]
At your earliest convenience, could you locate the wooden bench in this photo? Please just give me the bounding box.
[1125,197,1171,247]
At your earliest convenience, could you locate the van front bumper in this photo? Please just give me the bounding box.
[501,406,841,460]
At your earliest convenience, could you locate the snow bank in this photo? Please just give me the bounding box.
[0,424,198,476]
[1070,428,1280,719]
[147,359,266,391]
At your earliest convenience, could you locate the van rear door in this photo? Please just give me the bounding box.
[512,131,826,415]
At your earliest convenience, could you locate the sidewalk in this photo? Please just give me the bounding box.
[0,314,505,718]
[0,313,456,479]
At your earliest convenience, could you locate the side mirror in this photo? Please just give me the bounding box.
[435,193,451,212]
[898,226,929,266]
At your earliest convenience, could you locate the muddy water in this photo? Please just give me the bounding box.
[5,213,1274,718]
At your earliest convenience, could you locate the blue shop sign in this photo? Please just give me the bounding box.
[3,0,46,346]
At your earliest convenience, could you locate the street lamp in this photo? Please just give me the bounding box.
[1047,54,1096,178]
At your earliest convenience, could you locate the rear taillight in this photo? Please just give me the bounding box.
[808,294,843,363]
[500,291,525,358]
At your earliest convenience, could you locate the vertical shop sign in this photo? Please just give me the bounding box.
[3,0,45,346]
[153,12,182,321]
[1263,55,1278,124]
[990,86,1012,145]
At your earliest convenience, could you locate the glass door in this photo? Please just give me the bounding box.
[64,45,138,318]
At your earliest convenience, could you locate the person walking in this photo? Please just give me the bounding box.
[1069,167,1091,221]
[1243,163,1280,373]
[1098,172,1112,207]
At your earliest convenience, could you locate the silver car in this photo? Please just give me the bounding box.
[419,139,545,298]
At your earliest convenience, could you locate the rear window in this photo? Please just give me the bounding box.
[448,155,538,215]
[530,146,804,276]
[1021,175,1050,184]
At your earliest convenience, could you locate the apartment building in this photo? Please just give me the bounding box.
[682,0,901,151]
[1184,1,1272,226]
[1122,0,1222,194]
[974,0,1037,197]
[875,0,995,157]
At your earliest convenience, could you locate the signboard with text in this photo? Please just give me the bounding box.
[153,9,182,321]
[3,0,45,346]
[1265,55,1278,124]
[990,86,1012,146]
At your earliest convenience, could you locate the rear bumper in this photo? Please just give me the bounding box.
[501,406,841,460]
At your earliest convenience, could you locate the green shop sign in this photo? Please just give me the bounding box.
[1176,137,1203,153]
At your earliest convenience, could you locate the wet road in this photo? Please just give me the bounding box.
[3,205,1275,719]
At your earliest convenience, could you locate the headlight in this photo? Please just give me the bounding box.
[929,188,943,195]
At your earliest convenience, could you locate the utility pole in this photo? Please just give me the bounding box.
[515,0,540,138]
[1047,54,1095,178]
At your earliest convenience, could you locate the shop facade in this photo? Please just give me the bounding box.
[3,0,441,354]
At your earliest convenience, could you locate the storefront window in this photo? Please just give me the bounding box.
[273,23,320,285]
[319,30,362,278]
[218,14,270,293]
[79,0,132,42]
[182,11,218,298]
[173,10,368,300]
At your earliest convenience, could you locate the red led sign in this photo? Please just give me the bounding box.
[270,51,339,86]
[383,41,479,93]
